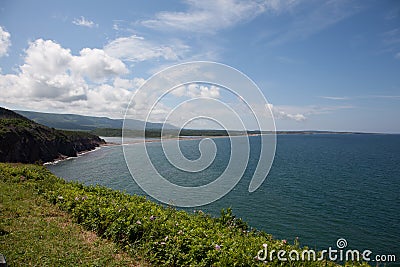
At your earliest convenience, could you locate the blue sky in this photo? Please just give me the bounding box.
[0,0,399,133]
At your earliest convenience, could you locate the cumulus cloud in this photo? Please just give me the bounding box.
[72,16,98,28]
[125,87,172,122]
[171,84,220,98]
[0,26,11,57]
[22,39,72,75]
[0,39,135,117]
[123,83,220,124]
[104,35,189,62]
[13,39,86,102]
[71,48,128,82]
[113,77,145,90]
[16,39,127,98]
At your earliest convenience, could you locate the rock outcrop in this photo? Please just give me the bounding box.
[0,107,105,163]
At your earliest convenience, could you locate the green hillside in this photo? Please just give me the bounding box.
[15,110,176,131]
[0,107,105,163]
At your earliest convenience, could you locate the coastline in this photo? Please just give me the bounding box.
[44,146,103,165]
[43,131,381,166]
[43,134,247,165]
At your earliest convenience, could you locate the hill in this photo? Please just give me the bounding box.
[15,110,176,131]
[0,107,105,163]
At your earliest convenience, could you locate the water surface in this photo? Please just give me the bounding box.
[47,134,400,260]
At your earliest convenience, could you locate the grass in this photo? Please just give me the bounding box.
[0,164,147,267]
[0,163,370,266]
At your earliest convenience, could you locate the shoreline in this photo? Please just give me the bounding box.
[43,134,247,165]
[44,146,103,165]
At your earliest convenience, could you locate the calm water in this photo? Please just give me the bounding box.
[47,134,400,261]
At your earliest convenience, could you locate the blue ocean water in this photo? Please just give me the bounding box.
[47,134,400,261]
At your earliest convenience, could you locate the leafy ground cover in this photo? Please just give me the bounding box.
[0,163,369,266]
[0,164,145,267]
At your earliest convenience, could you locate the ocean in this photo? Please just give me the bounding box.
[47,134,400,262]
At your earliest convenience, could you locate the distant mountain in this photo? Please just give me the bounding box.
[0,107,105,163]
[15,110,176,131]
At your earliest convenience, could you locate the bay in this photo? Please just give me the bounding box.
[47,134,400,260]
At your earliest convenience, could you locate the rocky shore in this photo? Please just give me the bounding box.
[0,107,105,164]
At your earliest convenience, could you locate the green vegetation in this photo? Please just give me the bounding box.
[0,164,369,266]
[15,109,175,131]
[90,128,123,137]
[91,127,247,138]
[0,163,146,266]
[90,127,366,138]
[0,107,105,163]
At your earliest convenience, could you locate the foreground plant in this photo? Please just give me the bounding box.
[0,163,370,266]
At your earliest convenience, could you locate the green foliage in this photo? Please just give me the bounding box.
[90,128,123,137]
[0,117,35,131]
[0,163,145,266]
[14,109,175,131]
[0,163,370,266]
[0,108,105,163]
[91,127,248,138]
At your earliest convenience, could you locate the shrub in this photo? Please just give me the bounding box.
[0,163,370,266]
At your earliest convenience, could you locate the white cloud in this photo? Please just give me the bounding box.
[111,20,136,34]
[72,16,98,28]
[320,96,349,100]
[124,83,222,124]
[279,104,354,117]
[0,39,135,117]
[125,89,172,122]
[141,0,361,45]
[14,39,85,102]
[267,103,306,121]
[113,77,145,90]
[267,0,363,45]
[112,22,120,31]
[161,99,246,129]
[171,84,220,98]
[0,26,11,57]
[104,35,189,62]
[22,39,72,76]
[142,0,296,33]
[395,52,400,59]
[14,39,127,98]
[71,48,128,82]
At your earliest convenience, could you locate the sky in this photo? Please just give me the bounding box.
[0,0,399,133]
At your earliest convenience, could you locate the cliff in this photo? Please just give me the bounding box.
[0,107,105,163]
